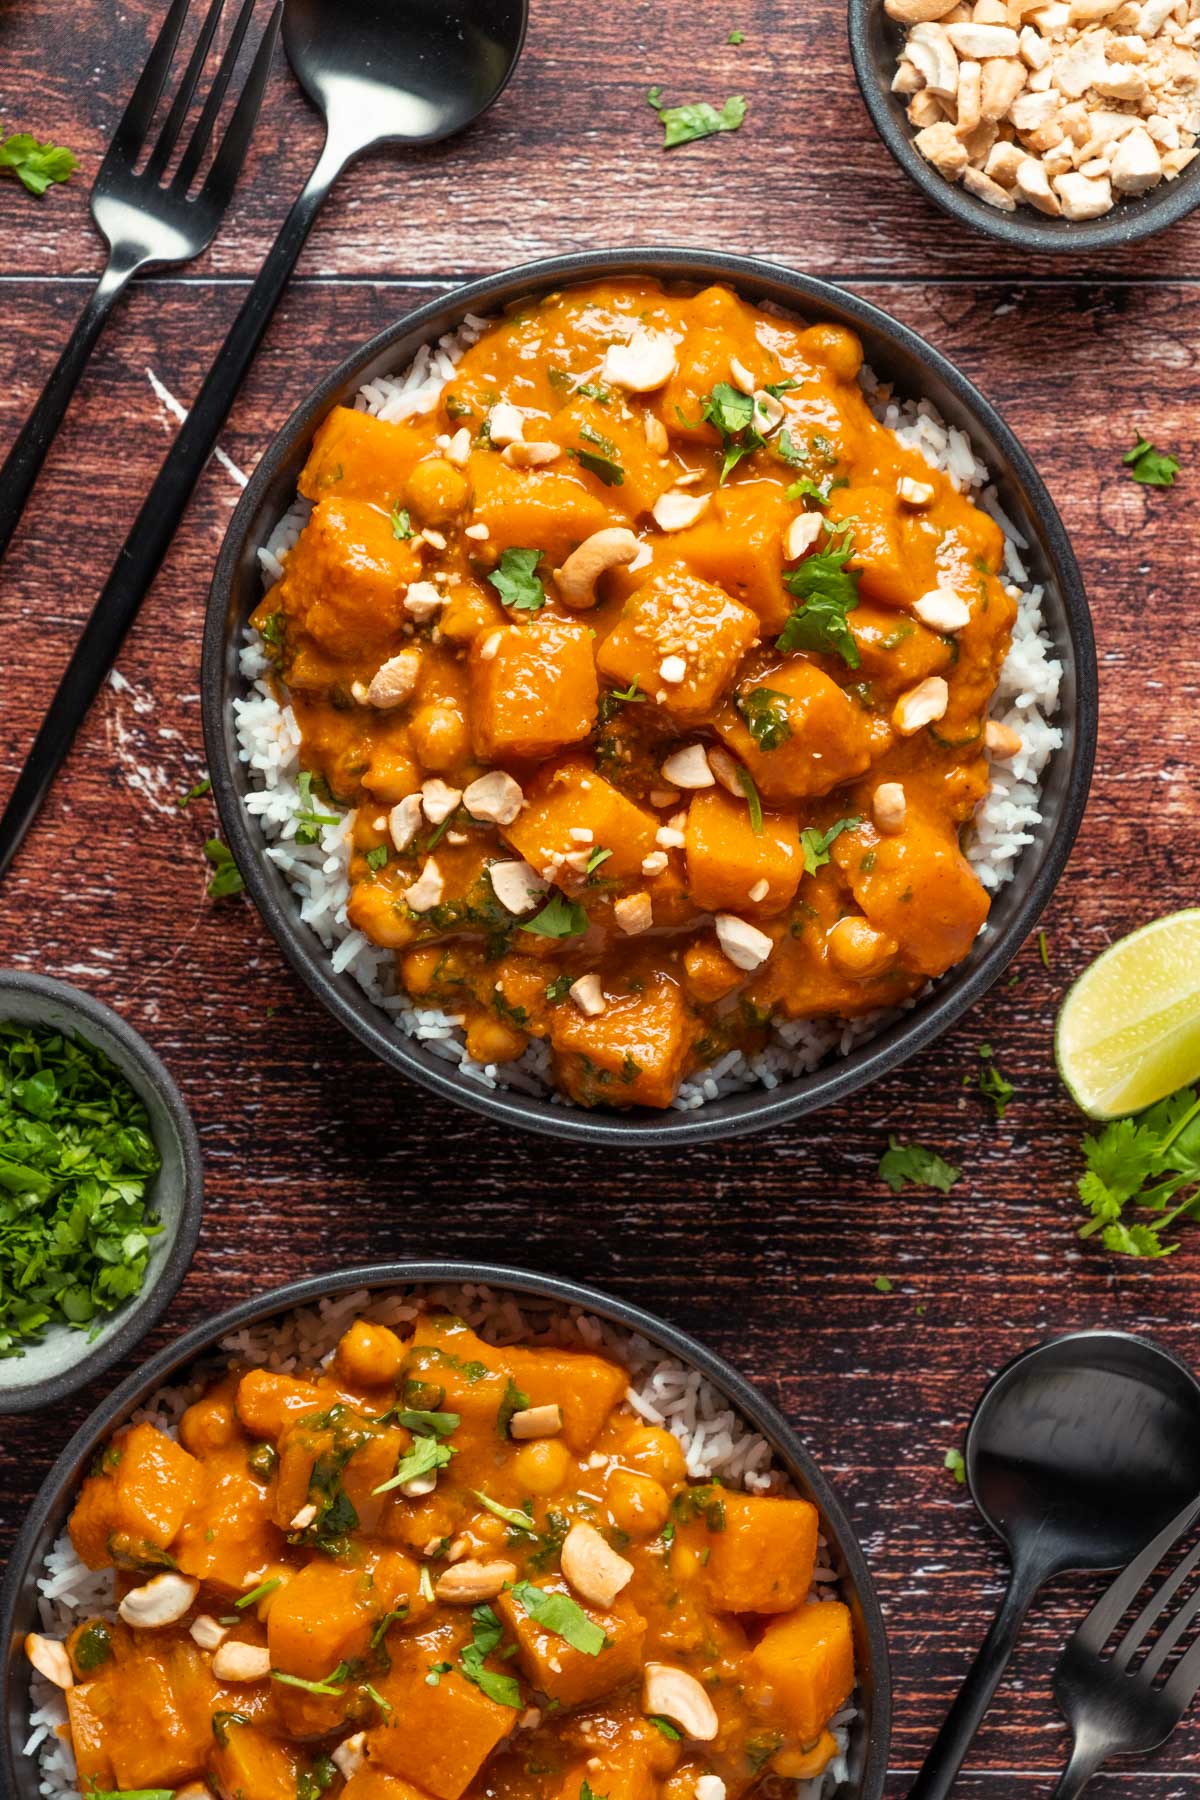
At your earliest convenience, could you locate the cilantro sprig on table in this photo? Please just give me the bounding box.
[647,88,747,149]
[878,1138,962,1194]
[1078,1087,1200,1259]
[0,131,77,196]
[0,1021,163,1357]
[1123,434,1180,488]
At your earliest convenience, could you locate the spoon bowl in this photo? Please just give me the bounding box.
[910,1331,1200,1800]
[284,0,528,151]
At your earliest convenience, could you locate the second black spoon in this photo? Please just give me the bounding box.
[908,1329,1200,1800]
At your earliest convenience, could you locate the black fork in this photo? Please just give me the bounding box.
[1051,1489,1200,1797]
[0,0,281,564]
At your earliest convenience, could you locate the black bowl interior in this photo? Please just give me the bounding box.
[0,970,203,1412]
[847,0,1200,253]
[202,247,1097,1144]
[0,1263,891,1800]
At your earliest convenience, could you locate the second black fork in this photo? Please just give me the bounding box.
[0,0,281,564]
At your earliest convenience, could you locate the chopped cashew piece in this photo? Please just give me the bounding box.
[444,427,472,467]
[915,120,970,177]
[706,746,745,797]
[897,476,935,505]
[1054,170,1113,217]
[190,1614,230,1651]
[614,891,653,935]
[907,22,961,94]
[333,1735,367,1782]
[985,718,1024,757]
[873,782,907,834]
[289,1503,318,1530]
[752,389,786,435]
[644,413,669,454]
[602,330,679,393]
[885,0,961,16]
[118,1571,200,1629]
[944,20,1020,52]
[642,1663,720,1741]
[661,745,714,789]
[211,1641,272,1683]
[556,527,641,609]
[489,860,549,915]
[715,915,774,972]
[1110,124,1163,191]
[783,512,824,559]
[641,850,669,876]
[389,794,424,852]
[695,1781,727,1800]
[403,579,447,622]
[963,164,1018,209]
[653,490,711,532]
[435,1559,519,1604]
[729,356,756,394]
[569,973,607,1017]
[403,857,444,914]
[510,1403,564,1439]
[367,648,422,709]
[748,878,770,904]
[25,1634,73,1689]
[421,778,462,825]
[561,1521,635,1609]
[659,655,687,684]
[503,440,562,468]
[463,770,525,825]
[893,676,950,735]
[487,402,526,446]
[913,587,971,632]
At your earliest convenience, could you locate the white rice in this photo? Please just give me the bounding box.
[28,1283,856,1799]
[233,321,1063,1109]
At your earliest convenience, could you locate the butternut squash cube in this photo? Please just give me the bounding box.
[660,323,734,449]
[209,1717,301,1800]
[267,1559,378,1682]
[665,483,793,633]
[499,1344,628,1452]
[497,1581,646,1707]
[596,565,760,723]
[683,937,744,1003]
[471,460,611,565]
[545,395,670,517]
[298,405,427,506]
[750,1601,855,1743]
[684,789,801,918]
[699,1491,819,1614]
[403,1314,510,1422]
[714,660,873,801]
[343,1772,441,1800]
[272,497,425,662]
[173,1464,281,1594]
[369,1638,516,1800]
[824,485,912,609]
[831,810,989,979]
[469,615,597,762]
[88,1641,216,1790]
[550,976,694,1111]
[503,761,658,882]
[848,604,954,697]
[64,1679,116,1790]
[69,1422,202,1569]
[234,1369,324,1442]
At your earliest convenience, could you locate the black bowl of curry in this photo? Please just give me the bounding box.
[202,248,1095,1140]
[1,1263,891,1800]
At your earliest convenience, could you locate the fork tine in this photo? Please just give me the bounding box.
[1070,1491,1200,1655]
[1114,1536,1200,1672]
[172,0,258,192]
[199,0,282,206]
[145,0,227,179]
[108,0,194,162]
[1162,1620,1200,1709]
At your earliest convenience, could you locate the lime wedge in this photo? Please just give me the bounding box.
[1055,909,1200,1119]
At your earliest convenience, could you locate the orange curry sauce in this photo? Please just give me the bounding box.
[251,280,1014,1108]
[51,1314,854,1799]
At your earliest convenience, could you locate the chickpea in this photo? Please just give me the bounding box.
[619,1425,688,1487]
[826,915,899,980]
[439,583,503,646]
[401,946,445,996]
[408,702,468,772]
[179,1393,237,1456]
[607,1469,671,1537]
[405,456,470,526]
[359,749,420,805]
[465,1014,529,1065]
[513,1437,571,1495]
[347,881,416,950]
[335,1319,405,1388]
[800,322,864,384]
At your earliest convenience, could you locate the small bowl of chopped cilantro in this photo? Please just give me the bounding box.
[0,971,202,1412]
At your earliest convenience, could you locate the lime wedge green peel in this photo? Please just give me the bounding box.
[1056,910,1200,1119]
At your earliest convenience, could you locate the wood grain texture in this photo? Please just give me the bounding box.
[1,0,1200,1790]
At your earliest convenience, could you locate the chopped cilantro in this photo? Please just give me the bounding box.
[648,1716,682,1740]
[1123,434,1180,488]
[735,766,763,835]
[390,502,414,539]
[1038,929,1050,968]
[520,893,589,939]
[365,844,389,872]
[545,974,574,1004]
[393,1407,460,1437]
[728,27,745,42]
[969,1044,1014,1120]
[203,838,244,900]
[372,1434,455,1496]
[511,1581,608,1655]
[496,1379,531,1439]
[235,1576,281,1610]
[878,1137,962,1194]
[572,425,625,487]
[647,84,665,108]
[735,686,792,751]
[692,381,762,483]
[872,1276,894,1294]
[177,776,211,807]
[489,547,546,612]
[0,131,77,196]
[585,846,613,875]
[799,816,861,876]
[654,94,747,149]
[473,1489,535,1531]
[1077,1086,1200,1260]
[294,771,341,846]
[944,1448,966,1485]
[460,1604,523,1706]
[425,1660,452,1686]
[271,1661,349,1697]
[777,526,861,666]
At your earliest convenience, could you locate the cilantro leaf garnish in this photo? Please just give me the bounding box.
[459,1604,523,1707]
[968,1044,1014,1120]
[520,893,589,939]
[735,766,763,836]
[585,847,613,875]
[1123,434,1180,488]
[394,1407,460,1437]
[872,1276,894,1294]
[178,776,211,807]
[372,1433,455,1496]
[693,381,763,483]
[390,503,414,540]
[776,527,861,666]
[473,1489,535,1531]
[488,547,546,612]
[648,1716,682,1740]
[654,94,747,149]
[799,816,861,877]
[878,1137,962,1194]
[735,687,792,751]
[944,1448,966,1485]
[294,771,341,847]
[1076,1086,1200,1260]
[0,132,77,196]
[572,426,625,487]
[203,838,244,900]
[235,1576,281,1610]
[271,1662,350,1697]
[511,1581,608,1655]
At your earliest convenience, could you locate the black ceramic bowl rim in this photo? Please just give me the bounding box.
[202,245,1097,1145]
[847,0,1200,252]
[0,1260,892,1799]
[0,970,203,1413]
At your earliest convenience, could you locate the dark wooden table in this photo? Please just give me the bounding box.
[3,0,1199,1791]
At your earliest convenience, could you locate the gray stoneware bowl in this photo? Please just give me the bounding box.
[848,0,1200,252]
[0,971,203,1412]
[0,1262,891,1800]
[202,247,1097,1144]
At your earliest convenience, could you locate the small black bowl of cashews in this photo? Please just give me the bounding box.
[848,0,1200,250]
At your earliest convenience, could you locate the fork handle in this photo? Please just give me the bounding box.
[1048,1736,1108,1799]
[0,245,143,565]
[0,136,347,882]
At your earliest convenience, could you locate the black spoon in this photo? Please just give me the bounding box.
[0,0,528,881]
[908,1330,1200,1800]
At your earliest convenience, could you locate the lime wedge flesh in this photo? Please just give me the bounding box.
[1056,909,1200,1119]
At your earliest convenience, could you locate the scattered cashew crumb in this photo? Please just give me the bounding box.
[985,718,1024,757]
[569,972,607,1017]
[615,891,654,934]
[661,744,714,789]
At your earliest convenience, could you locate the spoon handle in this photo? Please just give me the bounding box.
[0,133,348,882]
[906,1561,1043,1800]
